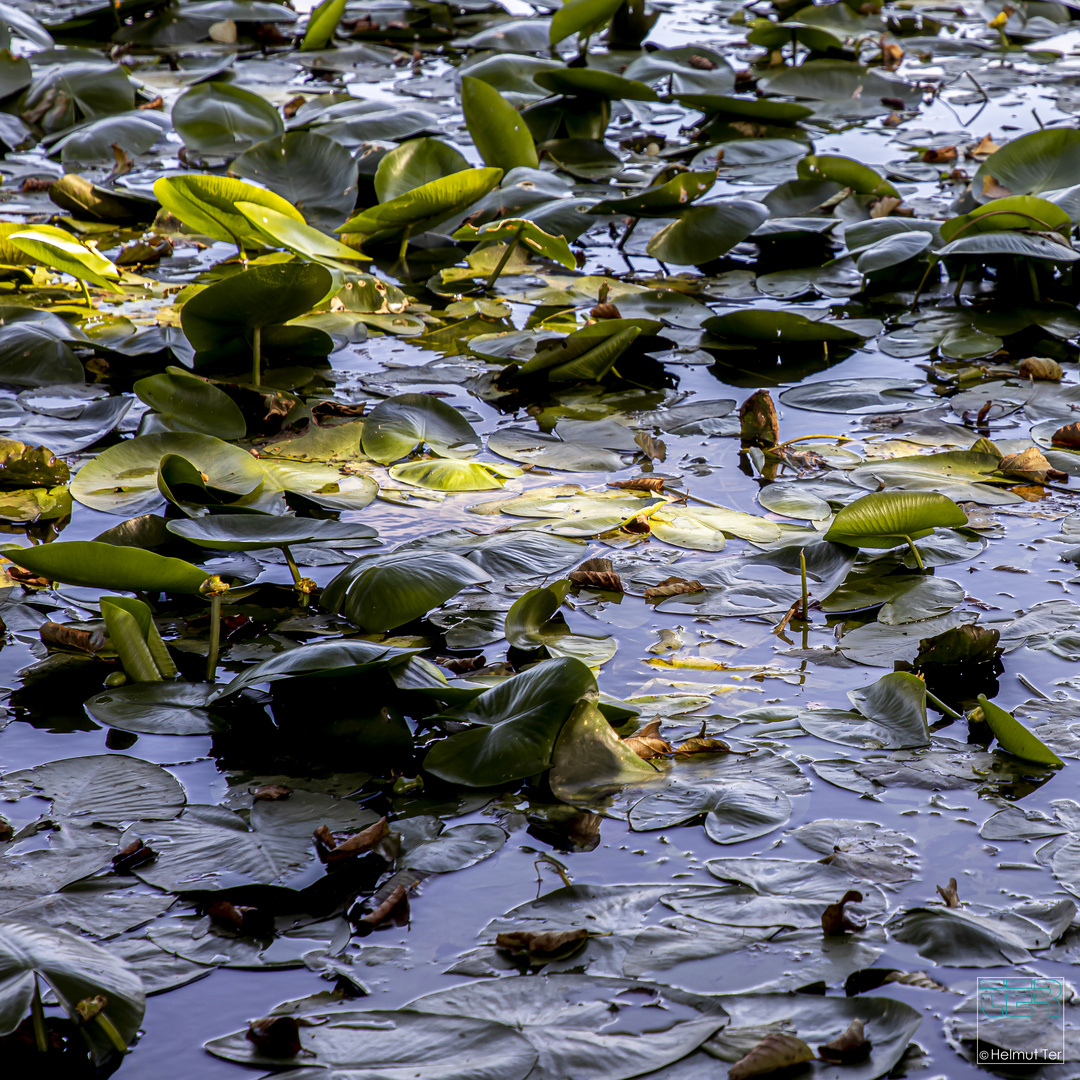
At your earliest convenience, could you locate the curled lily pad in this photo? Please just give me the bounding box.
[629,779,792,844]
[133,366,246,440]
[84,682,220,736]
[362,393,480,464]
[172,81,283,156]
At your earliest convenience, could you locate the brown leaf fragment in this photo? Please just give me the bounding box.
[568,570,623,591]
[982,174,1012,199]
[739,390,778,446]
[880,38,903,70]
[634,431,666,462]
[40,622,105,654]
[137,96,163,111]
[885,970,946,990]
[622,719,673,760]
[574,557,614,574]
[673,735,731,756]
[1019,356,1063,381]
[590,302,622,320]
[968,133,999,158]
[609,476,664,492]
[283,95,307,119]
[495,928,589,965]
[869,195,902,218]
[687,54,717,70]
[921,146,957,164]
[623,514,652,534]
[359,884,409,929]
[0,819,12,842]
[314,816,390,864]
[246,1016,303,1058]
[644,577,704,599]
[7,566,50,589]
[976,399,994,425]
[882,112,902,128]
[998,446,1065,484]
[20,177,52,193]
[936,877,960,907]
[253,785,292,801]
[112,838,157,874]
[822,890,866,935]
[208,899,274,937]
[1052,421,1080,450]
[729,1032,815,1079]
[818,1018,872,1064]
[435,654,487,673]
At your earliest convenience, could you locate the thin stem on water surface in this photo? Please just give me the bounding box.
[251,325,261,387]
[206,594,221,682]
[903,534,926,571]
[486,224,526,290]
[280,544,303,588]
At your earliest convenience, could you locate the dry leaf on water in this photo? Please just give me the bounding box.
[208,900,274,938]
[673,735,732,756]
[568,570,623,591]
[821,889,866,935]
[435,654,487,673]
[921,146,957,164]
[1052,422,1080,450]
[729,1032,814,1080]
[998,447,1065,484]
[609,477,665,492]
[40,622,105,654]
[112,838,156,874]
[495,928,589,965]
[936,877,960,907]
[314,816,390,864]
[644,577,704,599]
[819,1018,872,1063]
[739,390,778,446]
[253,785,292,801]
[634,431,666,462]
[622,719,673,760]
[1019,356,1063,381]
[968,133,1000,158]
[353,870,423,933]
[246,1017,311,1058]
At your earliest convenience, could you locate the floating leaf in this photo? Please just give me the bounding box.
[462,76,538,172]
[172,81,283,156]
[361,393,480,464]
[977,693,1064,767]
[133,366,246,440]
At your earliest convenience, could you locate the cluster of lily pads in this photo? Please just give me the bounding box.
[5,0,1080,1075]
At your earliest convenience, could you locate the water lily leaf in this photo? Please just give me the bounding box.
[673,93,813,123]
[399,529,585,581]
[822,671,931,749]
[649,505,784,551]
[549,0,623,45]
[181,262,333,350]
[9,225,121,292]
[453,217,575,270]
[591,172,717,218]
[412,974,727,1080]
[389,459,522,491]
[824,491,967,549]
[973,127,1080,203]
[167,516,377,550]
[0,541,210,594]
[424,657,597,787]
[487,427,624,471]
[791,819,919,883]
[0,920,144,1061]
[705,309,866,342]
[856,230,933,275]
[234,201,368,265]
[375,137,470,202]
[233,131,358,225]
[396,816,508,873]
[132,794,379,892]
[623,47,733,94]
[517,323,641,381]
[940,195,1071,244]
[462,76,538,172]
[338,167,503,241]
[84,682,219,736]
[935,231,1080,263]
[362,393,480,463]
[549,700,659,803]
[778,378,927,414]
[134,366,246,440]
[301,0,345,50]
[647,200,769,266]
[535,67,656,101]
[978,693,1063,767]
[172,81,283,156]
[759,60,916,115]
[207,1008,537,1077]
[322,550,492,632]
[629,778,792,844]
[71,432,267,516]
[796,154,899,197]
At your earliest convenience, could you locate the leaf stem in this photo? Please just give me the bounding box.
[799,547,809,622]
[31,977,47,1054]
[902,534,925,571]
[925,688,962,719]
[252,325,261,388]
[486,224,526,290]
[280,544,302,587]
[206,594,221,683]
[79,278,92,307]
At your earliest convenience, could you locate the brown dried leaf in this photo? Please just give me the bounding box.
[884,970,947,990]
[739,389,778,446]
[590,302,622,319]
[729,1032,815,1080]
[921,146,957,164]
[622,719,673,760]
[208,900,274,937]
[869,195,902,218]
[687,54,717,70]
[818,1018,872,1064]
[283,95,307,119]
[75,996,107,1023]
[634,431,666,462]
[821,889,866,935]
[574,557,614,574]
[998,446,1063,483]
[20,178,52,193]
[7,566,50,589]
[137,96,163,111]
[673,735,731,756]
[359,884,409,928]
[434,654,487,673]
[982,174,1012,199]
[40,621,105,654]
[246,1016,302,1058]
[883,112,902,128]
[253,785,292,802]
[112,838,156,874]
[644,577,704,599]
[936,877,960,907]
[623,515,652,534]
[495,928,589,965]
[609,477,665,492]
[568,570,623,591]
[1019,356,1063,381]
[969,133,1000,158]
[1052,421,1080,450]
[314,816,390,864]
[880,38,903,70]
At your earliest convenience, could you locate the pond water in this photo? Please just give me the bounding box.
[4,1,1080,1078]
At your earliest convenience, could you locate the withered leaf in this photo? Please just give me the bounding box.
[673,735,731,756]
[40,622,105,655]
[739,389,778,446]
[822,889,866,935]
[869,195,902,218]
[112,838,157,874]
[936,877,960,907]
[819,1018,872,1064]
[246,1016,303,1058]
[622,719,673,760]
[568,570,623,591]
[634,431,666,462]
[75,996,107,1023]
[921,146,957,164]
[435,654,487,673]
[609,477,665,492]
[729,1032,814,1080]
[590,302,622,320]
[208,900,274,938]
[314,816,389,864]
[1019,356,1063,381]
[1052,422,1080,450]
[574,557,613,574]
[644,577,704,599]
[495,928,589,965]
[982,174,1012,199]
[998,446,1064,484]
[969,133,1000,158]
[252,785,292,802]
[687,54,716,70]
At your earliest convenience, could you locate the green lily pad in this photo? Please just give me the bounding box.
[361,393,480,464]
[133,366,246,440]
[462,76,539,172]
[172,81,283,156]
